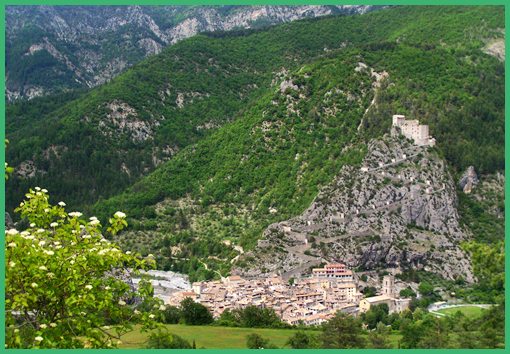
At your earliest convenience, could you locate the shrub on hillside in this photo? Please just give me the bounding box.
[146,330,192,349]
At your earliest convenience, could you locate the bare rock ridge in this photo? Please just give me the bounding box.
[6,5,377,100]
[236,135,474,283]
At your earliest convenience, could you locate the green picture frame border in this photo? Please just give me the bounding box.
[1,1,507,352]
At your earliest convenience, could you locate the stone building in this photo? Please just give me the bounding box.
[359,295,394,312]
[359,275,411,314]
[312,263,354,281]
[392,114,435,147]
[382,275,395,298]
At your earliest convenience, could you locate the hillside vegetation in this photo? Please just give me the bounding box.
[6,6,504,282]
[6,6,504,216]
[93,10,503,281]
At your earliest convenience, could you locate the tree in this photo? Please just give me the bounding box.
[362,286,377,297]
[286,331,319,349]
[217,309,238,327]
[418,316,452,349]
[321,312,366,349]
[412,308,426,321]
[237,305,281,328]
[180,297,213,325]
[476,299,505,348]
[367,322,392,349]
[146,330,191,349]
[399,318,422,349]
[462,241,504,302]
[177,209,189,229]
[418,281,434,297]
[362,303,389,329]
[162,305,182,324]
[399,287,417,298]
[387,312,402,330]
[246,333,277,349]
[5,188,162,348]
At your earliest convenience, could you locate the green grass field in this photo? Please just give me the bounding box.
[436,305,487,318]
[120,324,402,349]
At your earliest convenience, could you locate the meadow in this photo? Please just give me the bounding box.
[120,324,404,349]
[436,305,488,318]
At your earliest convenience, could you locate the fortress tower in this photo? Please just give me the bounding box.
[382,275,395,298]
[392,114,406,127]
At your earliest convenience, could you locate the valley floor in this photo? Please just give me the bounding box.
[119,324,403,349]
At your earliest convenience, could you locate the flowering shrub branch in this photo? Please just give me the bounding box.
[5,188,164,348]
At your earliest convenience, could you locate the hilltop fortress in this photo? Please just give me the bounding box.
[391,114,435,147]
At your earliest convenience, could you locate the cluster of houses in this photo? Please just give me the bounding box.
[166,263,411,326]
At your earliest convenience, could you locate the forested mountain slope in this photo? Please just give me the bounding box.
[89,6,504,281]
[7,6,504,220]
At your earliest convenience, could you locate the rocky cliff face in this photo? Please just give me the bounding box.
[6,5,377,100]
[236,136,474,283]
[459,166,479,194]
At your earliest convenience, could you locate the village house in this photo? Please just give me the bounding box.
[312,263,354,281]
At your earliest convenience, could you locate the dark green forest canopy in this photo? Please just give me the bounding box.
[6,5,504,218]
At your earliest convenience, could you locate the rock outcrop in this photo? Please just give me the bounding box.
[459,166,479,194]
[237,136,474,283]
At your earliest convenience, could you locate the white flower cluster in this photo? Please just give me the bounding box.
[97,247,120,256]
[89,216,100,226]
[68,212,83,218]
[20,231,34,240]
[114,211,126,219]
